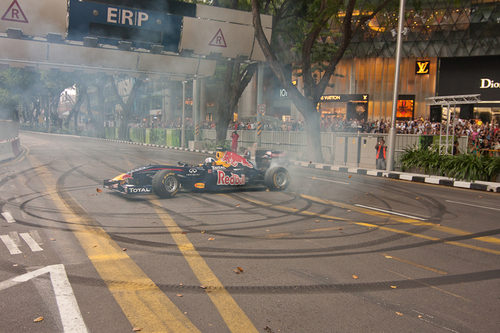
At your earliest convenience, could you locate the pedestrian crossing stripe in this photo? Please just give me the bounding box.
[1,211,16,223]
[0,232,43,254]
[1,0,28,23]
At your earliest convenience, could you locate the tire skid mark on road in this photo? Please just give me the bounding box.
[301,194,500,248]
[235,192,500,256]
[386,269,471,302]
[27,155,201,333]
[382,253,448,275]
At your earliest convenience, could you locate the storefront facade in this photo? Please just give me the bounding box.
[265,0,500,124]
[437,55,500,123]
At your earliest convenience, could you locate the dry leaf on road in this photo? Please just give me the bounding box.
[352,274,359,279]
[33,316,44,323]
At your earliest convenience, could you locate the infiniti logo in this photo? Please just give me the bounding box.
[480,78,500,89]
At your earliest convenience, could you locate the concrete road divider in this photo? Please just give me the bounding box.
[0,120,21,162]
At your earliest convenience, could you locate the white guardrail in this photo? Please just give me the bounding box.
[0,120,21,162]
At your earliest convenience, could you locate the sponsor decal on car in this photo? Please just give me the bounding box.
[127,187,152,193]
[215,151,254,169]
[216,170,246,185]
[111,173,132,181]
[194,183,206,189]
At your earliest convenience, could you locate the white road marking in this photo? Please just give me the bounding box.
[310,176,350,185]
[354,204,427,221]
[9,231,20,245]
[0,265,88,333]
[20,233,43,252]
[1,211,16,223]
[445,200,500,212]
[0,235,22,254]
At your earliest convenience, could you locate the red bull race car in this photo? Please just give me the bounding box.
[103,150,290,198]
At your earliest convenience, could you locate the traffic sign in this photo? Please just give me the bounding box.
[209,28,227,48]
[67,0,183,52]
[179,4,272,61]
[0,0,66,37]
[1,0,28,23]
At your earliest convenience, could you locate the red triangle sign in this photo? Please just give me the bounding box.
[2,0,28,23]
[209,28,227,48]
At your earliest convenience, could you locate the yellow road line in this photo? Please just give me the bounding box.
[242,194,500,255]
[265,233,292,239]
[300,194,500,246]
[382,253,448,275]
[386,269,471,302]
[151,199,258,333]
[307,226,344,233]
[356,222,500,255]
[29,156,200,333]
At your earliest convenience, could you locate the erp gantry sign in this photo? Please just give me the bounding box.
[67,0,183,52]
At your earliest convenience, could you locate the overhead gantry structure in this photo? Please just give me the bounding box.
[0,0,272,79]
[0,0,273,147]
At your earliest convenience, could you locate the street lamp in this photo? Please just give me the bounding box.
[181,80,186,148]
[387,0,406,171]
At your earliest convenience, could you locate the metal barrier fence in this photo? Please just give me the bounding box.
[200,129,467,169]
[102,127,467,169]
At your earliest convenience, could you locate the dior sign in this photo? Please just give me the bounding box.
[480,78,500,89]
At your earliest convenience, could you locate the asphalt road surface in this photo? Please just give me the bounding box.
[0,131,499,333]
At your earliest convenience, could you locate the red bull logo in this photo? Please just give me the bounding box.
[215,151,254,168]
[217,170,246,185]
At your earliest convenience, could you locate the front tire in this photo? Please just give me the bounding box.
[152,171,179,198]
[264,167,290,191]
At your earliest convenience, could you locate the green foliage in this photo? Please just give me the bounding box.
[400,145,500,182]
[149,128,167,145]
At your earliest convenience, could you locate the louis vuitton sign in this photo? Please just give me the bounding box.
[415,60,430,75]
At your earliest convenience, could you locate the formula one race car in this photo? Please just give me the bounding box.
[103,149,290,198]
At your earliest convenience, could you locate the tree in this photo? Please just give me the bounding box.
[0,68,40,121]
[213,60,257,146]
[39,70,75,131]
[202,0,257,146]
[251,0,393,161]
[109,75,144,140]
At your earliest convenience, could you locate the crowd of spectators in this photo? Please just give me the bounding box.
[126,116,499,155]
[231,118,500,154]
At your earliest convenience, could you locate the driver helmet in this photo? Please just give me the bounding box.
[204,157,215,165]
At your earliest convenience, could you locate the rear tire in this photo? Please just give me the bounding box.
[264,167,290,191]
[152,171,179,198]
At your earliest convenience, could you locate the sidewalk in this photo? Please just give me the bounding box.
[292,160,500,193]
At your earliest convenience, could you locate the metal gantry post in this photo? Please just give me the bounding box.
[193,78,199,144]
[181,80,186,148]
[256,63,264,146]
[445,103,451,154]
[387,0,406,171]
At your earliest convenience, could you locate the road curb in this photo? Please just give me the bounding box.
[97,138,217,156]
[292,160,500,193]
